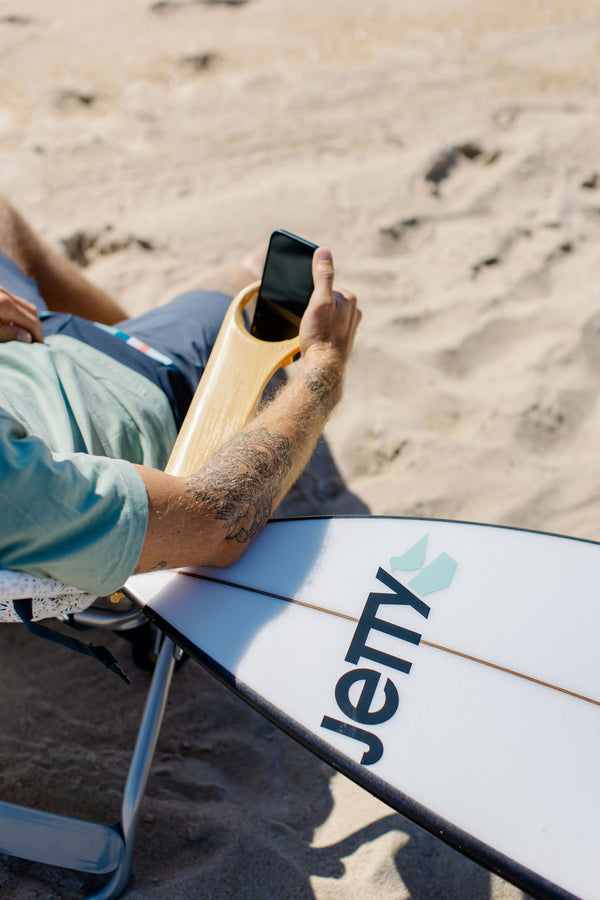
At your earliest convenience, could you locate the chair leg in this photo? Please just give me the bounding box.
[87,635,179,900]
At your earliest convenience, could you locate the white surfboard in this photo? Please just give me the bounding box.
[126,516,600,900]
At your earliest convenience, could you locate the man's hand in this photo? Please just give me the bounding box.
[299,247,361,369]
[0,287,43,343]
[296,247,361,416]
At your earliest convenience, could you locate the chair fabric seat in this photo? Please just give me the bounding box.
[0,568,95,622]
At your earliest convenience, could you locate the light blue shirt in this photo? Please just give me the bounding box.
[0,334,177,594]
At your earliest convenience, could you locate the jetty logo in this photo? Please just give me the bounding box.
[320,535,457,766]
[389,534,457,597]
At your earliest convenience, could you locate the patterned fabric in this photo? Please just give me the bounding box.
[0,569,96,622]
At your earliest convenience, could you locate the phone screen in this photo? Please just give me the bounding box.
[251,230,318,342]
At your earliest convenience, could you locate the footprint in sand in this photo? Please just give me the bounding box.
[435,317,531,378]
[515,388,595,451]
[0,14,33,25]
[424,143,501,196]
[580,313,600,373]
[54,88,99,111]
[178,52,219,73]
[151,0,249,12]
[61,227,154,268]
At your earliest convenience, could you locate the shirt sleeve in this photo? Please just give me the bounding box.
[0,413,149,595]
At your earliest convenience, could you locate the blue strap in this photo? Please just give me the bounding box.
[13,598,131,684]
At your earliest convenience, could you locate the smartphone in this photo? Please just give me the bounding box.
[251,229,318,342]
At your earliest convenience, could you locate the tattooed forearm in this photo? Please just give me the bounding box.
[186,427,292,544]
[301,367,342,417]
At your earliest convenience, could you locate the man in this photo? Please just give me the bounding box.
[0,196,360,598]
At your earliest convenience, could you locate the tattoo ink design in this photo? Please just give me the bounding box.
[135,558,169,575]
[186,427,292,544]
[302,367,341,416]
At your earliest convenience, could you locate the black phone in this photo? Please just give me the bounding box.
[251,229,318,342]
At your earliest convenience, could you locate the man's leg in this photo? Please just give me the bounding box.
[190,262,261,299]
[0,194,127,324]
[0,195,264,327]
[183,243,264,323]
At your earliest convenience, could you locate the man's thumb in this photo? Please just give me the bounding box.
[313,247,334,292]
[0,323,32,343]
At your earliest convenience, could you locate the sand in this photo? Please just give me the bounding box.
[1,0,599,896]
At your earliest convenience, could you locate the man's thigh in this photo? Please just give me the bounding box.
[117,290,232,398]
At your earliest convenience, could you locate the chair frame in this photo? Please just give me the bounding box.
[0,619,180,900]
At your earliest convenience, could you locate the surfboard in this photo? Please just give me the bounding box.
[125,516,600,900]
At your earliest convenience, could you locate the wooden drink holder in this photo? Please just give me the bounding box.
[166,280,300,477]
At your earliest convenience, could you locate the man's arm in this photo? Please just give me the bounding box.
[133,247,360,573]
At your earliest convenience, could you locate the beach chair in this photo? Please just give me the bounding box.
[0,282,300,898]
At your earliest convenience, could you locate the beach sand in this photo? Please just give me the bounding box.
[1,0,599,896]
